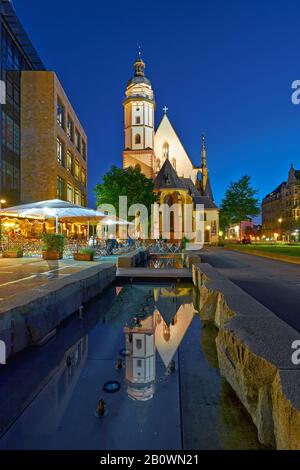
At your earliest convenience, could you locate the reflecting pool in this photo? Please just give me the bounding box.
[0,283,264,450]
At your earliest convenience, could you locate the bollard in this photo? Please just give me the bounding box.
[66,355,72,367]
[97,399,106,417]
[79,306,84,319]
[116,357,123,369]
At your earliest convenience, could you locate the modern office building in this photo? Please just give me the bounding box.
[21,71,87,206]
[0,0,87,206]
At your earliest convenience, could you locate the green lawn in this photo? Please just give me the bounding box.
[226,244,300,258]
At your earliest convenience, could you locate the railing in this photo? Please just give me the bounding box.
[136,240,182,254]
[0,237,138,258]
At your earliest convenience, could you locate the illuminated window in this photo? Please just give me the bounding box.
[156,158,161,171]
[57,98,65,129]
[57,176,65,200]
[66,150,73,173]
[74,190,80,205]
[172,158,176,170]
[135,134,141,145]
[67,184,73,203]
[82,168,86,185]
[75,160,80,179]
[81,194,86,206]
[57,138,64,165]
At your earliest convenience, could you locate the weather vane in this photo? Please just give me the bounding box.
[137,43,142,58]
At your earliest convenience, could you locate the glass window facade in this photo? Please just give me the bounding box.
[0,1,45,204]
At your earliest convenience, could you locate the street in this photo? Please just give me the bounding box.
[201,248,300,333]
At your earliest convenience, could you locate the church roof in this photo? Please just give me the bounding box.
[127,75,152,87]
[203,176,215,201]
[154,160,217,209]
[154,158,187,190]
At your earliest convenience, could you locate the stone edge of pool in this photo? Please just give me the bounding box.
[192,262,300,450]
[0,263,116,361]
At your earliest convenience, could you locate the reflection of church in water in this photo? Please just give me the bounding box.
[124,286,194,401]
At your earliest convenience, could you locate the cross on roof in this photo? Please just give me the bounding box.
[163,106,168,114]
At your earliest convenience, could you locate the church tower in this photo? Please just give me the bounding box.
[122,54,156,178]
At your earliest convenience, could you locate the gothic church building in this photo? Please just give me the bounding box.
[122,55,219,244]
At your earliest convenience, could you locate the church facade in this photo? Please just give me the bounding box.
[122,55,219,244]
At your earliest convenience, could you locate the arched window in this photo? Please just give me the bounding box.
[135,134,141,145]
[172,158,176,170]
[156,158,161,171]
[162,141,169,160]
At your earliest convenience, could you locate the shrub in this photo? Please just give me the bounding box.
[78,247,95,257]
[42,233,65,252]
[3,247,23,256]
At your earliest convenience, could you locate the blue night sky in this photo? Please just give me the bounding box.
[13,0,300,210]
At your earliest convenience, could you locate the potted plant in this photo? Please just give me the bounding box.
[2,247,23,258]
[74,247,95,261]
[42,233,65,260]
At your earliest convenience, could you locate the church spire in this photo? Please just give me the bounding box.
[201,133,207,168]
[201,133,208,192]
[133,52,145,77]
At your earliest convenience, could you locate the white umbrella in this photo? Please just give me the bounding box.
[0,199,107,234]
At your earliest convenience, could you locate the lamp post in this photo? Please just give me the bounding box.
[206,225,211,243]
[278,218,283,241]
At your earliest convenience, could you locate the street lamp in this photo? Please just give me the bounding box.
[278,218,283,241]
[0,199,6,209]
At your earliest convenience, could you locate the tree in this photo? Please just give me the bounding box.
[219,175,260,232]
[94,165,157,217]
